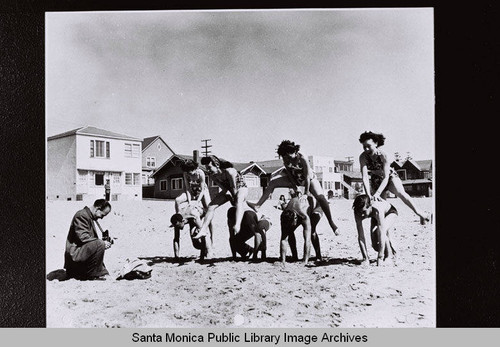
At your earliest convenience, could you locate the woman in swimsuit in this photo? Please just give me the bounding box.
[353,194,397,266]
[248,140,339,236]
[193,155,249,242]
[358,131,430,225]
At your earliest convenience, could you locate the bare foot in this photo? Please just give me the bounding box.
[420,212,431,225]
[333,227,340,236]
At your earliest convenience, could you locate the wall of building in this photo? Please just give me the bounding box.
[153,165,184,199]
[75,135,142,201]
[47,136,77,200]
[142,138,175,169]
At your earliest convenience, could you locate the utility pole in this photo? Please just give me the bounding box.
[201,139,212,157]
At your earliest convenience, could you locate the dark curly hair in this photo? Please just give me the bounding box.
[352,194,370,216]
[180,159,199,172]
[200,155,233,169]
[277,140,300,157]
[358,131,386,147]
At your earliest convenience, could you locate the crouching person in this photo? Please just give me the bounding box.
[170,200,211,261]
[279,195,324,266]
[353,194,397,266]
[227,207,271,261]
[64,199,112,281]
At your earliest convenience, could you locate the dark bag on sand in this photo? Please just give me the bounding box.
[116,258,152,280]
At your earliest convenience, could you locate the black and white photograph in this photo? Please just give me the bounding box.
[45,8,435,328]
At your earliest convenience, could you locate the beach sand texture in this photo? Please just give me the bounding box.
[46,197,435,328]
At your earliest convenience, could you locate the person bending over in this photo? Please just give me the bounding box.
[353,194,398,266]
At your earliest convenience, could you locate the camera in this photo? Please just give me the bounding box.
[102,230,114,244]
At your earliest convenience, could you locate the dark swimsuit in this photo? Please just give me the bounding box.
[365,152,398,193]
[284,153,316,186]
[213,170,247,191]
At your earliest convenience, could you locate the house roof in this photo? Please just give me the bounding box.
[415,160,432,171]
[47,126,141,142]
[253,159,284,174]
[391,161,404,169]
[340,171,363,179]
[141,135,176,154]
[401,178,432,185]
[150,154,191,177]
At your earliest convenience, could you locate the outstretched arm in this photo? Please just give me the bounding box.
[299,154,313,196]
[225,168,239,200]
[355,213,369,264]
[182,172,192,204]
[372,208,386,265]
[301,215,312,264]
[359,153,374,199]
[196,170,207,203]
[372,152,391,201]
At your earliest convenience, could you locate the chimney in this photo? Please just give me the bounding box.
[193,150,200,163]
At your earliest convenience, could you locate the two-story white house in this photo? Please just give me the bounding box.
[47,126,143,202]
[307,155,344,196]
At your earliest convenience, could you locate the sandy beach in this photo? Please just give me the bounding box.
[46,197,435,328]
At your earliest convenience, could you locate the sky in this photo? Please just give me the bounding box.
[46,9,434,165]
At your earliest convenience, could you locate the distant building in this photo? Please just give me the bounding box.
[141,136,176,198]
[47,126,143,202]
[391,159,432,197]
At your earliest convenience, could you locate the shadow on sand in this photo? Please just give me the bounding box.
[139,256,362,267]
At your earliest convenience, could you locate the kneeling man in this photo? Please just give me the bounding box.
[64,199,112,280]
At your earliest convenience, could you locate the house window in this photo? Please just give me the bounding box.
[160,180,167,191]
[91,140,110,158]
[335,182,341,190]
[244,176,259,187]
[142,174,147,184]
[125,173,140,185]
[134,173,141,185]
[78,170,87,184]
[329,167,333,172]
[125,173,132,185]
[171,178,183,190]
[397,169,407,181]
[95,173,104,186]
[146,157,156,167]
[113,173,120,184]
[124,143,140,158]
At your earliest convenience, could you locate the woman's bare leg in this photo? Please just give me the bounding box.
[232,187,249,235]
[309,179,339,235]
[248,175,294,212]
[388,177,430,224]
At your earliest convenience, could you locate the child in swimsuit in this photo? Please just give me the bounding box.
[359,131,431,225]
[248,140,340,236]
[352,194,398,266]
[193,155,250,247]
